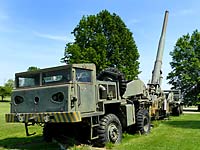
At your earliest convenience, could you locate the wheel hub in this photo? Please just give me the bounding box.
[143,117,149,132]
[108,124,119,142]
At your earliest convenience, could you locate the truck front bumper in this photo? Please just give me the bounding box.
[5,111,82,123]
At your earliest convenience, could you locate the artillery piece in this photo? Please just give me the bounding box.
[147,11,170,119]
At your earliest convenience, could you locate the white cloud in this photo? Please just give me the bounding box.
[172,9,196,17]
[127,19,140,26]
[33,31,74,42]
[179,9,195,15]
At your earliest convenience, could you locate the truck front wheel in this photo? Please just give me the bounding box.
[97,114,122,146]
[136,109,151,134]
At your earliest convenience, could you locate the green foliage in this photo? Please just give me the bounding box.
[4,79,14,89]
[0,86,8,101]
[63,10,140,80]
[27,66,40,71]
[167,30,200,103]
[0,79,14,101]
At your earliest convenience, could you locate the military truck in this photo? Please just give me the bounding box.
[5,64,151,145]
[5,10,169,145]
[164,90,184,116]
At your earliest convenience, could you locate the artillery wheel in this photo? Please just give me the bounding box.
[96,114,122,146]
[136,109,151,134]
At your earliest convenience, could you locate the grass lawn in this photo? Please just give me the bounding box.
[114,114,200,150]
[0,101,200,150]
[0,102,59,150]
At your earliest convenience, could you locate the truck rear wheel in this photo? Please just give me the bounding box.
[136,109,150,134]
[96,114,122,146]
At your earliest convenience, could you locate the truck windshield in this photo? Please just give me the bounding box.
[16,69,71,88]
[17,73,40,88]
[42,69,70,85]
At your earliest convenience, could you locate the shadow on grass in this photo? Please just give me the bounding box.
[164,120,200,129]
[0,136,59,150]
[0,135,89,150]
[0,100,10,103]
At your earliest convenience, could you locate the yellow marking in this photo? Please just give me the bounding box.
[5,111,81,123]
[60,113,64,122]
[54,113,59,122]
[68,113,73,122]
[57,112,62,122]
[63,113,69,122]
[73,112,78,121]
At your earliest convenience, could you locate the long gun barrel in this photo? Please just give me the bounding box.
[151,11,169,85]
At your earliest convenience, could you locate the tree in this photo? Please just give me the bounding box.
[0,79,14,101]
[27,66,40,71]
[62,10,140,80]
[4,79,14,89]
[167,30,200,104]
[0,86,10,101]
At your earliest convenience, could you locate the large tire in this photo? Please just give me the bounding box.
[96,114,122,146]
[97,68,127,97]
[136,109,151,134]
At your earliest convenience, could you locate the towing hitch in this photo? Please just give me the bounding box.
[25,122,36,136]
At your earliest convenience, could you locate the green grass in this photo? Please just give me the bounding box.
[0,102,59,150]
[114,115,200,150]
[1,101,200,150]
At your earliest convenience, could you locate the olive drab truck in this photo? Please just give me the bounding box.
[5,64,151,146]
[147,11,170,120]
[164,90,184,116]
[5,11,169,146]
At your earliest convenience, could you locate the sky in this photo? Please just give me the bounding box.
[0,0,200,89]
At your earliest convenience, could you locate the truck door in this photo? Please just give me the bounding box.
[76,68,96,113]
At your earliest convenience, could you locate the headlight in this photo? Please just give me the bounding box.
[52,92,64,102]
[14,96,24,104]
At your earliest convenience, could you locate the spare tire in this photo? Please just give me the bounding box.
[97,68,127,97]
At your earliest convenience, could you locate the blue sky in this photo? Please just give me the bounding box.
[0,0,200,89]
